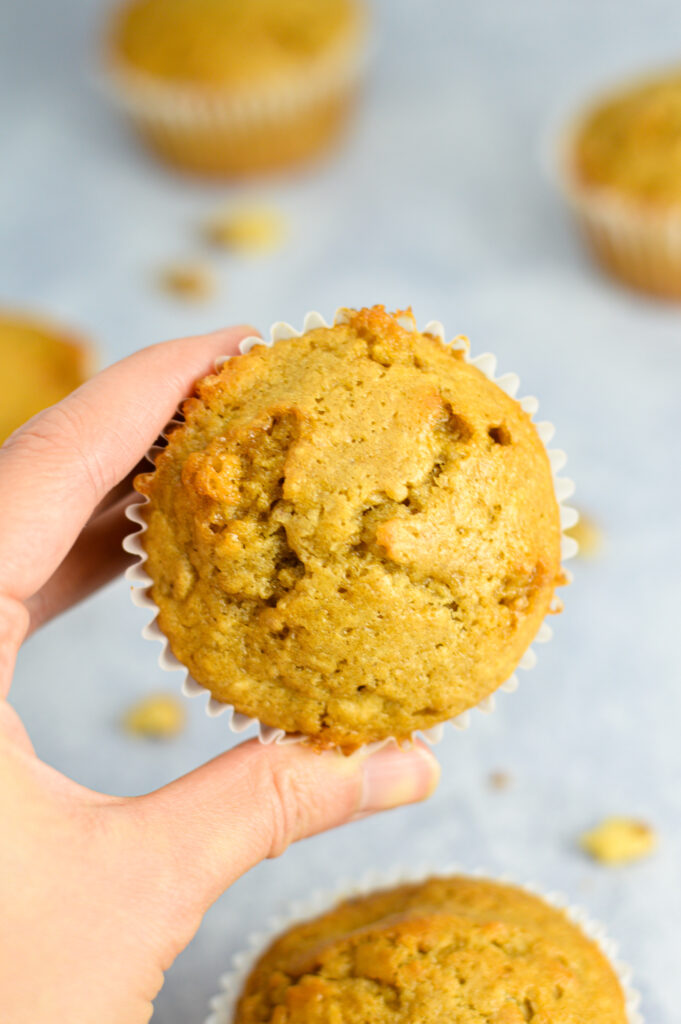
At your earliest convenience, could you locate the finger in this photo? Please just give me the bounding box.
[0,325,254,604]
[132,738,440,916]
[24,492,137,634]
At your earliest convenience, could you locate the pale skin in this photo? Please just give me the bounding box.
[0,326,441,1024]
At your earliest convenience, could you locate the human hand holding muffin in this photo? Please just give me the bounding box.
[0,327,439,1024]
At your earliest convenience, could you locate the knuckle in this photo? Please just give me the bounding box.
[3,397,111,501]
[261,760,310,860]
[12,400,84,451]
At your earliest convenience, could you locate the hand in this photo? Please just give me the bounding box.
[0,327,440,1024]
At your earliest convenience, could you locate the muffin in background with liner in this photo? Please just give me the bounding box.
[231,875,630,1024]
[105,0,368,177]
[132,305,568,751]
[559,65,681,299]
[0,311,93,445]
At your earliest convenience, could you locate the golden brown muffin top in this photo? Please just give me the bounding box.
[0,313,91,445]
[111,0,363,88]
[574,68,681,205]
[136,306,562,750]
[235,876,628,1023]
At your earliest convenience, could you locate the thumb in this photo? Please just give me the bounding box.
[131,737,439,916]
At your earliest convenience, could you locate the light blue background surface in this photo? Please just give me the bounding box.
[2,1,680,1021]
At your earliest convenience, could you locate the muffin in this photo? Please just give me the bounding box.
[0,312,92,445]
[134,306,565,750]
[106,0,367,177]
[563,67,681,298]
[234,875,629,1023]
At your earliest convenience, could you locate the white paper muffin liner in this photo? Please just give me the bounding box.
[123,309,578,749]
[104,42,366,126]
[202,864,642,1024]
[546,71,681,298]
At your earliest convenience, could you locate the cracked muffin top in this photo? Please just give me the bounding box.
[135,306,563,749]
[234,875,627,1023]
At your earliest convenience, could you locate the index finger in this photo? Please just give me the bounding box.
[0,325,253,603]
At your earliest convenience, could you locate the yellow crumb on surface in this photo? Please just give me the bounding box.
[566,511,603,558]
[123,693,187,738]
[488,770,512,790]
[159,263,215,300]
[204,204,286,252]
[580,817,657,865]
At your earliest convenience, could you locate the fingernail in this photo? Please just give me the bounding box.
[358,743,440,814]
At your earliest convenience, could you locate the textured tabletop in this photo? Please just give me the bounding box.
[2,1,680,1021]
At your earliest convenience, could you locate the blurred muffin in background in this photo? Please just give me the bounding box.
[105,0,368,178]
[0,312,93,445]
[561,67,681,299]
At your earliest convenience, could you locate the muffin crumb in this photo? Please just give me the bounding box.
[580,817,657,865]
[123,693,187,739]
[204,204,286,252]
[159,262,215,301]
[489,769,513,790]
[566,511,603,558]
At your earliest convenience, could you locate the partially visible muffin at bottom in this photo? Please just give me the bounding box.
[234,876,628,1023]
[135,306,563,749]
